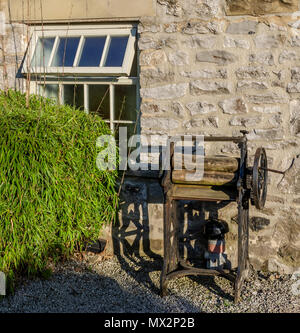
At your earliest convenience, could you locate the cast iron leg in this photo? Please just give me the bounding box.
[160,195,172,297]
[234,200,250,303]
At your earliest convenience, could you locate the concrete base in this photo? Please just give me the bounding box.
[0,271,6,296]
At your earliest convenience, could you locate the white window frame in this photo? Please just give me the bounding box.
[23,24,137,76]
[34,78,139,132]
[26,23,139,133]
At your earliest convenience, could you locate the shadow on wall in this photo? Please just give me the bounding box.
[111,142,236,261]
[112,174,163,294]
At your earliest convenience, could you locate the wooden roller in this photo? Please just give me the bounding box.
[172,170,238,186]
[172,155,239,173]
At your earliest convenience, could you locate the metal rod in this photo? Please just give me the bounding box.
[259,167,285,175]
[171,136,245,143]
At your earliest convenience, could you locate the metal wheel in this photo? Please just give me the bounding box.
[252,147,268,210]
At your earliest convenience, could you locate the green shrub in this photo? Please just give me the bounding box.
[0,89,119,289]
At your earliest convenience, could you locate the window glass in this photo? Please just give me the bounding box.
[31,37,55,67]
[51,37,80,67]
[88,85,110,120]
[78,37,106,67]
[45,84,59,103]
[104,36,129,67]
[64,84,84,110]
[115,85,137,122]
[38,84,59,103]
[115,123,136,142]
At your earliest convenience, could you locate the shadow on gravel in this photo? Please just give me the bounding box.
[115,254,162,295]
[189,275,234,302]
[0,267,200,313]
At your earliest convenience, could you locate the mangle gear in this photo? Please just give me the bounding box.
[160,131,284,303]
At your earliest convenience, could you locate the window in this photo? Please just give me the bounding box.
[24,24,138,135]
[26,25,136,76]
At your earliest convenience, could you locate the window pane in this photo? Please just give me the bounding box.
[63,84,84,110]
[115,123,136,142]
[88,85,110,120]
[79,37,106,67]
[115,85,137,122]
[51,37,80,67]
[39,84,59,103]
[31,37,55,67]
[104,36,129,67]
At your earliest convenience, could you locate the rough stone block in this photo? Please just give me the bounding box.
[225,0,299,16]
[168,51,189,66]
[288,20,300,29]
[141,117,180,132]
[237,80,269,90]
[290,35,300,47]
[226,20,258,34]
[253,105,281,113]
[287,82,300,93]
[183,0,220,19]
[138,36,161,50]
[247,128,284,140]
[196,50,237,65]
[291,67,300,81]
[249,52,275,66]
[190,80,231,95]
[269,114,282,127]
[236,66,269,79]
[0,12,5,36]
[279,50,300,64]
[158,0,182,17]
[185,117,219,130]
[171,102,187,119]
[186,101,218,116]
[219,97,248,114]
[138,35,178,50]
[140,50,167,66]
[164,23,178,33]
[138,22,162,34]
[224,36,250,49]
[246,92,288,104]
[141,102,168,115]
[229,115,262,127]
[180,69,227,79]
[250,217,270,232]
[254,34,286,49]
[181,21,222,35]
[140,68,175,86]
[192,35,218,49]
[267,258,294,274]
[290,99,300,136]
[140,83,189,100]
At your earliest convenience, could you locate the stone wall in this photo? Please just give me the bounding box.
[134,0,300,273]
[0,0,300,273]
[0,3,26,93]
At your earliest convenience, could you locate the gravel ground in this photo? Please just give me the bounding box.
[0,253,299,313]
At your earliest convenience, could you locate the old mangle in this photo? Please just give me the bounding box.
[159,131,283,303]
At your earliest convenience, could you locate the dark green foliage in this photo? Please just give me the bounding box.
[0,90,119,288]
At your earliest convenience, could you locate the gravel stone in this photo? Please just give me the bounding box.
[0,255,299,313]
